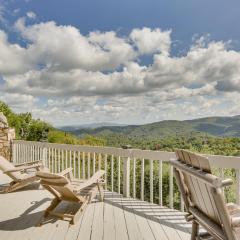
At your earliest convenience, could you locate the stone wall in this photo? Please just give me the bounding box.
[0,127,15,160]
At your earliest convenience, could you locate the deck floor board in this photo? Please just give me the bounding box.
[0,173,191,240]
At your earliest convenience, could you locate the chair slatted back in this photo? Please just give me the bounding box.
[0,156,22,181]
[172,150,236,240]
[37,171,80,202]
[37,170,105,203]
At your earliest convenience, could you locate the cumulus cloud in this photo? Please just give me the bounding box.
[26,11,36,19]
[130,27,171,55]
[0,19,240,124]
[14,19,136,72]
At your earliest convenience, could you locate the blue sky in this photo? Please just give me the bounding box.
[3,0,240,51]
[0,0,240,126]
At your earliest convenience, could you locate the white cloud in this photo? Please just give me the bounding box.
[0,19,240,124]
[0,92,37,112]
[26,11,36,19]
[130,27,171,55]
[0,30,31,74]
[14,19,136,72]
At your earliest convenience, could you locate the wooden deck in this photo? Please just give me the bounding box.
[0,173,191,240]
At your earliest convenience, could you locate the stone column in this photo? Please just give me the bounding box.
[0,112,15,161]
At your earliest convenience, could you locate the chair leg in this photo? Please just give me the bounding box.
[97,183,104,202]
[5,181,22,193]
[71,200,88,225]
[44,197,61,217]
[191,221,199,240]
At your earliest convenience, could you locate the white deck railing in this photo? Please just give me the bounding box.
[12,140,240,210]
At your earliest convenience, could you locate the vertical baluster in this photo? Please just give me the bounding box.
[24,144,26,163]
[104,154,107,190]
[78,151,81,179]
[133,157,136,198]
[82,152,85,179]
[141,158,145,201]
[73,151,76,177]
[12,142,16,163]
[58,149,60,173]
[61,150,64,171]
[48,148,52,172]
[18,144,21,163]
[51,148,54,173]
[159,160,162,206]
[29,145,32,163]
[39,146,42,162]
[17,143,19,163]
[22,144,24,163]
[16,144,18,164]
[93,153,96,174]
[32,145,34,162]
[65,150,68,169]
[24,144,26,162]
[31,145,33,163]
[26,145,28,162]
[150,159,153,203]
[111,155,114,192]
[118,156,121,194]
[169,165,174,209]
[236,169,240,205]
[27,144,29,163]
[53,148,57,173]
[47,148,50,169]
[69,150,72,169]
[35,145,37,162]
[33,145,35,163]
[98,153,102,170]
[40,146,42,162]
[37,146,40,161]
[19,144,21,163]
[220,168,224,178]
[29,145,31,162]
[88,152,90,178]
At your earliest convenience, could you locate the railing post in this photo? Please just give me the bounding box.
[122,145,132,198]
[42,146,47,167]
[169,165,174,209]
[123,156,130,198]
[236,170,240,205]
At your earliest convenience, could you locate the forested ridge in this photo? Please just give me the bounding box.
[1,100,240,207]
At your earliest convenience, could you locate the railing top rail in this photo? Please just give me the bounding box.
[13,140,240,169]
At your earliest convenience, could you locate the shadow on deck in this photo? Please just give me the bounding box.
[0,173,191,240]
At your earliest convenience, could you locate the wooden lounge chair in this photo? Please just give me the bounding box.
[170,149,240,240]
[36,168,105,224]
[0,155,44,193]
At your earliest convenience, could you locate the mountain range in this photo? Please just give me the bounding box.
[62,115,240,139]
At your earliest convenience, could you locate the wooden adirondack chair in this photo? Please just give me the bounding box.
[36,168,105,224]
[0,155,44,193]
[170,149,240,240]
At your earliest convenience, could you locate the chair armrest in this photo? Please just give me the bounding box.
[58,168,73,176]
[4,163,43,173]
[14,160,43,167]
[58,168,74,181]
[231,217,240,227]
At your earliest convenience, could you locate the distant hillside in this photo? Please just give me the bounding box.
[59,122,127,131]
[68,115,240,139]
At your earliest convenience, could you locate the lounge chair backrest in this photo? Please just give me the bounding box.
[171,150,236,240]
[37,170,105,203]
[36,171,79,202]
[0,156,22,180]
